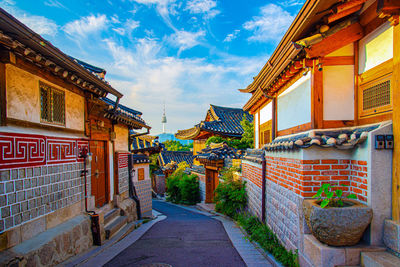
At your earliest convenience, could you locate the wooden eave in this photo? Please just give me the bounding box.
[0,8,123,98]
[241,0,337,94]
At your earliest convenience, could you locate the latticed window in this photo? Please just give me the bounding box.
[40,82,65,125]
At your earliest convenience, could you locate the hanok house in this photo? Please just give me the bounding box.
[175,105,252,199]
[239,0,400,266]
[196,143,242,203]
[0,9,150,265]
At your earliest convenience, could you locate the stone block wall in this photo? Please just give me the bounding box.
[241,161,262,219]
[0,162,88,234]
[153,173,166,194]
[134,179,152,217]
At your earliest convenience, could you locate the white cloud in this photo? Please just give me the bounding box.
[243,4,294,43]
[279,0,305,7]
[224,29,240,42]
[167,30,205,53]
[17,14,58,36]
[0,0,58,36]
[44,0,66,9]
[185,0,220,19]
[132,0,177,30]
[63,14,108,37]
[125,19,140,31]
[101,38,262,134]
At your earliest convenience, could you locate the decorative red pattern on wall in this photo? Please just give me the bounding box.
[242,157,369,203]
[0,132,88,169]
[117,152,130,168]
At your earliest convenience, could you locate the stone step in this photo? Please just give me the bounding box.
[361,251,400,267]
[105,215,128,240]
[104,208,120,226]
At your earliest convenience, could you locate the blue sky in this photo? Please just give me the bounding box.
[0,0,304,135]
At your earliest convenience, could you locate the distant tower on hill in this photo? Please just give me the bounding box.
[161,103,167,133]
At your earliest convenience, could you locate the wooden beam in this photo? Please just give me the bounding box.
[392,22,400,222]
[305,22,364,58]
[322,56,355,66]
[311,66,323,129]
[277,122,312,137]
[0,62,6,126]
[328,4,363,24]
[354,41,359,125]
[272,97,277,140]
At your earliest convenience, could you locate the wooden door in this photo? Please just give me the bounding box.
[90,140,108,208]
[205,168,219,203]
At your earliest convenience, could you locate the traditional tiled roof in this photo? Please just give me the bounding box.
[102,98,149,130]
[158,151,195,170]
[0,9,122,98]
[189,164,205,175]
[175,105,253,140]
[131,135,162,153]
[70,57,106,76]
[130,154,150,164]
[196,143,242,161]
[264,123,385,151]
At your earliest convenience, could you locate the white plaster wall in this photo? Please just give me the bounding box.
[277,73,311,131]
[326,43,354,57]
[260,102,272,124]
[6,64,85,131]
[132,163,150,182]
[359,22,393,74]
[323,65,354,120]
[254,112,259,149]
[114,124,129,152]
[109,141,114,201]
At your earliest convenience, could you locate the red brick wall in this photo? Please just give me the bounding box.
[243,157,369,203]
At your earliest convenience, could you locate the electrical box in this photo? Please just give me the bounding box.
[375,135,385,149]
[385,135,394,149]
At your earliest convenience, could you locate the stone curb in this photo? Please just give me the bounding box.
[60,210,166,267]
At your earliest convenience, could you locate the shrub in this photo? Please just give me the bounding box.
[166,161,200,205]
[237,213,299,267]
[179,174,200,205]
[214,167,247,218]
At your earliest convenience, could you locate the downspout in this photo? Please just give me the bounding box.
[261,150,266,223]
[80,147,101,246]
[128,154,142,220]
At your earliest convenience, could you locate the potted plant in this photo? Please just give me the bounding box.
[303,183,372,246]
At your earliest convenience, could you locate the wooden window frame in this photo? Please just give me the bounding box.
[358,59,393,119]
[259,120,272,147]
[40,82,66,126]
[138,168,145,181]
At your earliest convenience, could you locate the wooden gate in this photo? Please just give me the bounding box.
[90,140,108,208]
[205,168,219,203]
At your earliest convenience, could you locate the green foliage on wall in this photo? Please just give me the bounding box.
[163,140,193,151]
[214,166,247,218]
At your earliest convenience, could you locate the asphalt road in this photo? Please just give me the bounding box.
[105,200,246,267]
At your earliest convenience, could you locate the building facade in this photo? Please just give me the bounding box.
[240,0,400,266]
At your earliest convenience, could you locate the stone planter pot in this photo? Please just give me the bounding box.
[303,199,372,246]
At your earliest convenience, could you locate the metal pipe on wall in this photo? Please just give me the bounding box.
[261,150,266,223]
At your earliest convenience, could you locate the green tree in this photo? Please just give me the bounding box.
[163,140,193,151]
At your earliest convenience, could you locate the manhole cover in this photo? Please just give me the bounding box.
[139,263,172,267]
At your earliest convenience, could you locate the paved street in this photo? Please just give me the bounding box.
[105,201,246,267]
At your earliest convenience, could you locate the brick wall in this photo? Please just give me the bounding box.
[242,155,370,251]
[0,162,88,233]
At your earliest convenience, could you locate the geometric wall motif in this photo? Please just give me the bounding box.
[0,132,89,169]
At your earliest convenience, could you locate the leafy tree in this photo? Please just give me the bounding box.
[205,115,254,149]
[163,140,193,151]
[149,153,160,175]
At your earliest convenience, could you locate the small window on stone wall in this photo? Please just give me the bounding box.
[40,82,65,125]
[138,168,145,181]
